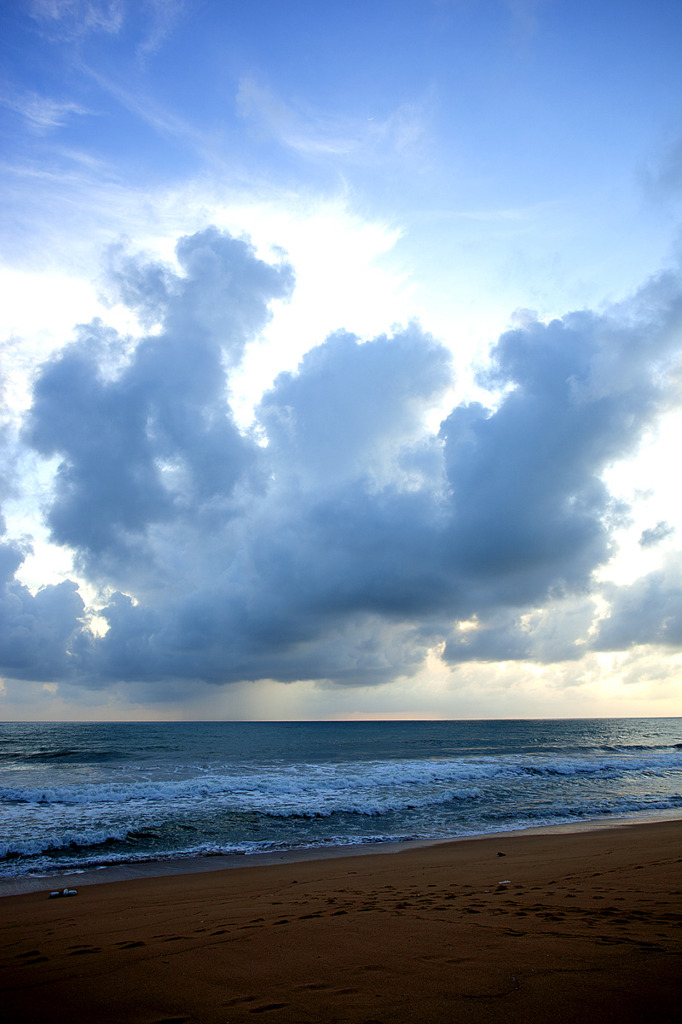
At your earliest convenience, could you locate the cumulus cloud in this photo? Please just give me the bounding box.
[2,226,681,694]
[639,520,675,548]
[24,228,293,583]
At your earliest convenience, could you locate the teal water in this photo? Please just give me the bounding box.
[1,719,681,878]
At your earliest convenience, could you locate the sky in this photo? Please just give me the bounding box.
[0,0,681,722]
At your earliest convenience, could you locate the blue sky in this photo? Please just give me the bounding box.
[1,0,681,720]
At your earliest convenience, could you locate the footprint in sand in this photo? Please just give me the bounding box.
[15,950,48,965]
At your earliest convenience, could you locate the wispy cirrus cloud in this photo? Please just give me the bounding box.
[27,0,187,64]
[136,0,188,63]
[28,0,125,37]
[83,65,206,147]
[0,89,90,132]
[236,76,429,164]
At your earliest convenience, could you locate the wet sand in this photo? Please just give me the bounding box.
[1,820,681,1023]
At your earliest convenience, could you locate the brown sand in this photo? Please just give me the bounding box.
[1,821,681,1024]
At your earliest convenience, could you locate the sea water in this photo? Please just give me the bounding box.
[1,719,681,880]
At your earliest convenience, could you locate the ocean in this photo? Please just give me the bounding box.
[1,719,681,881]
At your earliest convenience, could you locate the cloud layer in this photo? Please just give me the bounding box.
[2,226,681,695]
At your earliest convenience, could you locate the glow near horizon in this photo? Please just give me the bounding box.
[0,0,681,721]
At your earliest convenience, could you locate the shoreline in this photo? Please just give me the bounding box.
[3,805,680,899]
[2,816,680,1023]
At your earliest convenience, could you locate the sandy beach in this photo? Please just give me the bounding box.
[1,820,680,1024]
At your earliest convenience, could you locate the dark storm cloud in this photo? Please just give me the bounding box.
[594,559,682,651]
[442,602,595,667]
[0,527,85,679]
[2,228,681,691]
[435,275,682,665]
